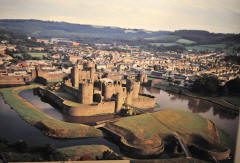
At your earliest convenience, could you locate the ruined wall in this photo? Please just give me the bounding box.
[37,67,67,82]
[37,88,70,113]
[38,87,116,116]
[71,65,97,87]
[131,94,156,109]
[78,81,93,104]
[0,76,26,85]
[61,84,79,97]
[69,101,116,116]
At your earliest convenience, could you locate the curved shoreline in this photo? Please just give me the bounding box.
[0,85,103,139]
[153,85,240,112]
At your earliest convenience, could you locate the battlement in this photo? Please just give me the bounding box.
[78,80,94,104]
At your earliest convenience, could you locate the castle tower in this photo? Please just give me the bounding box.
[78,80,93,104]
[90,67,95,82]
[115,90,125,113]
[132,81,140,99]
[73,65,79,87]
[31,69,37,81]
[126,79,140,99]
[103,82,115,100]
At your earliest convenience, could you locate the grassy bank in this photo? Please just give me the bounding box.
[0,85,103,138]
[58,145,116,160]
[152,80,240,111]
[105,109,232,157]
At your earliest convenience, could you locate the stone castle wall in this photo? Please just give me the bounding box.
[0,76,26,87]
[61,84,79,97]
[69,101,116,116]
[132,94,156,109]
[37,68,67,82]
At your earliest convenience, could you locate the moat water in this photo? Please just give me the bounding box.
[0,94,120,152]
[0,87,239,157]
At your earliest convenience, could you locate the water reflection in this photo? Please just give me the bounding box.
[0,95,120,152]
[20,89,119,125]
[187,98,212,113]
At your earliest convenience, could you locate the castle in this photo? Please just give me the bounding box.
[42,62,155,116]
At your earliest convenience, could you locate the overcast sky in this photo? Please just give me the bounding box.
[0,0,240,33]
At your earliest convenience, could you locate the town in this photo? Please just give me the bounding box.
[0,36,239,89]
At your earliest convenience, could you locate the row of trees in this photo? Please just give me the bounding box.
[191,74,240,96]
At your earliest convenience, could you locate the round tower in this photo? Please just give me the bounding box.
[72,65,79,88]
[132,81,140,99]
[78,80,93,104]
[103,82,115,100]
[90,67,95,82]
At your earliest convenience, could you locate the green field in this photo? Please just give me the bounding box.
[145,35,180,42]
[150,42,179,47]
[186,44,226,52]
[0,85,103,138]
[106,109,232,150]
[58,145,116,160]
[176,38,195,45]
[28,52,47,59]
[13,53,22,57]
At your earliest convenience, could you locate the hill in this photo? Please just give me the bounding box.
[0,19,170,40]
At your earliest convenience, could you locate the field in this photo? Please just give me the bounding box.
[58,145,116,160]
[28,52,47,59]
[145,35,180,42]
[186,44,226,52]
[150,43,179,47]
[176,38,195,45]
[105,109,232,154]
[0,85,103,138]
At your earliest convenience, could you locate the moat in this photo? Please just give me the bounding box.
[0,86,239,159]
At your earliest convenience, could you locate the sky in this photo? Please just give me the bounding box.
[0,0,240,33]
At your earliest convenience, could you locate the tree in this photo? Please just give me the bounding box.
[225,77,240,95]
[191,74,220,96]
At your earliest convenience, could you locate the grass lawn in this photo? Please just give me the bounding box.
[58,145,116,160]
[28,52,47,59]
[106,109,232,150]
[176,38,195,45]
[221,96,240,107]
[144,35,180,42]
[0,85,103,138]
[150,42,179,47]
[186,44,226,52]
